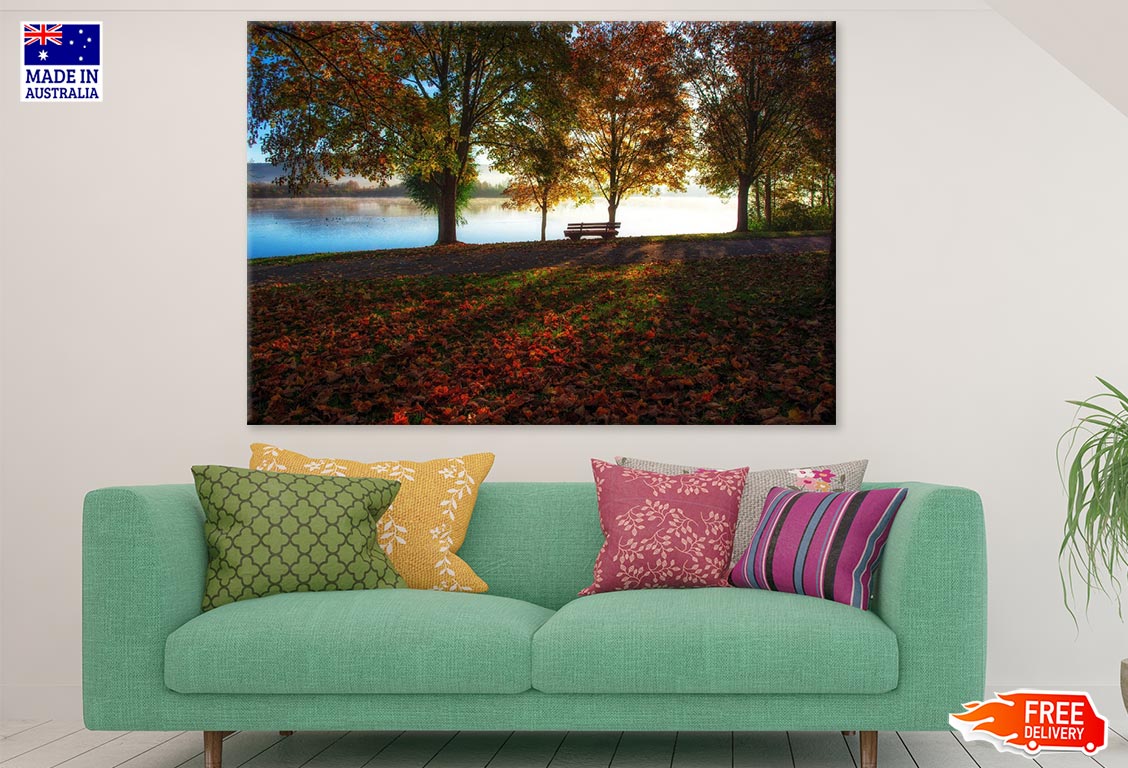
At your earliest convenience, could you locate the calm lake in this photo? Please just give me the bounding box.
[248,195,739,259]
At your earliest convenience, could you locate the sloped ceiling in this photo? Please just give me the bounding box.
[987,0,1128,118]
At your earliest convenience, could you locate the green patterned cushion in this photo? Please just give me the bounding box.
[192,465,406,611]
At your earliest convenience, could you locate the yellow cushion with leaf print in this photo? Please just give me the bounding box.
[249,444,494,592]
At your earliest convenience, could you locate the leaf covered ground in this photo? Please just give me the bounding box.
[249,248,834,425]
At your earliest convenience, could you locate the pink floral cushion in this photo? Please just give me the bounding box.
[580,459,748,595]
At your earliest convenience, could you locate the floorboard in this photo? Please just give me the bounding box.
[898,731,978,768]
[0,721,86,762]
[671,731,731,768]
[546,732,621,768]
[424,732,510,768]
[785,732,854,768]
[608,732,676,768]
[0,728,124,768]
[238,731,345,768]
[843,731,914,768]
[51,731,182,768]
[1035,751,1104,767]
[1095,729,1128,768]
[359,731,456,768]
[9,724,1126,768]
[173,731,285,768]
[115,732,205,768]
[734,731,792,768]
[301,731,401,768]
[0,723,47,740]
[485,731,565,768]
[956,735,1036,768]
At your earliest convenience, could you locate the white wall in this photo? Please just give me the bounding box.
[3,0,1128,722]
[986,0,1128,119]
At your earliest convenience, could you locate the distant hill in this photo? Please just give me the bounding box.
[247,162,281,184]
[247,163,377,187]
[247,165,509,199]
[247,162,714,198]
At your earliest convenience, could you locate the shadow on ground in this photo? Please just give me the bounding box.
[249,234,832,284]
[248,248,835,425]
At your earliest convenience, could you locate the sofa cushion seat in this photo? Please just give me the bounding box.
[165,589,554,694]
[531,587,899,694]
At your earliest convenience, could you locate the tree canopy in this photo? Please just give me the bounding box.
[249,22,569,244]
[248,21,835,242]
[567,23,694,224]
[679,21,834,232]
[485,32,589,240]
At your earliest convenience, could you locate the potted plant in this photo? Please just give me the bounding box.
[1059,378,1128,708]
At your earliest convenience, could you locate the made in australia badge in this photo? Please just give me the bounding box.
[21,22,102,102]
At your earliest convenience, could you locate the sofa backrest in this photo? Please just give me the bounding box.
[458,482,602,610]
[459,480,887,609]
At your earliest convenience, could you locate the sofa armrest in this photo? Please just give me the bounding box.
[83,485,206,728]
[868,482,987,713]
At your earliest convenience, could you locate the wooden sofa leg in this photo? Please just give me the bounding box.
[204,731,227,768]
[280,731,294,736]
[859,730,878,768]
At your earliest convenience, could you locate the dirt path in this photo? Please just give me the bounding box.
[250,234,831,285]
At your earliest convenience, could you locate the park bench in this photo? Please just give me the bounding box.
[564,222,621,240]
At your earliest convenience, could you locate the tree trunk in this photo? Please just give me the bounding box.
[753,182,762,221]
[735,174,751,232]
[764,171,774,230]
[607,201,618,225]
[540,206,548,242]
[436,171,459,245]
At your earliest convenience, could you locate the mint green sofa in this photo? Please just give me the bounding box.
[83,481,986,768]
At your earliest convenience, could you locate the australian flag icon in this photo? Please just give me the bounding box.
[23,23,100,65]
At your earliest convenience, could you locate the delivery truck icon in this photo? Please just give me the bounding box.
[950,690,1107,756]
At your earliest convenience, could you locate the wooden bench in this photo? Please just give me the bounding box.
[564,222,621,240]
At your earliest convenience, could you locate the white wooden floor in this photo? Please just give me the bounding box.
[3,722,1128,768]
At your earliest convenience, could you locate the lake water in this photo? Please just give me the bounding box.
[248,195,739,259]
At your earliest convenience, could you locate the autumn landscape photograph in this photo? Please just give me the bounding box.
[247,21,836,425]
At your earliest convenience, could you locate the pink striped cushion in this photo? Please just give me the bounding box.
[731,486,907,610]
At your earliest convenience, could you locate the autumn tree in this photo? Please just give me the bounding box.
[794,23,835,209]
[680,22,823,232]
[248,22,568,245]
[570,22,693,225]
[487,54,589,241]
[248,23,401,193]
[402,170,476,227]
[790,23,836,299]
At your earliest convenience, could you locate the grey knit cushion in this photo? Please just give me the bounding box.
[616,457,869,567]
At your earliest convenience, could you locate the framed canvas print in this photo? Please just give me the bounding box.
[247,21,836,425]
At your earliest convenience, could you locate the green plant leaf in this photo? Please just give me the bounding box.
[1097,377,1128,404]
[1059,377,1128,622]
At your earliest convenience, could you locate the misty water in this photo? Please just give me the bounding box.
[247,195,739,259]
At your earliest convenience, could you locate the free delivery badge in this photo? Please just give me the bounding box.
[950,690,1107,757]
